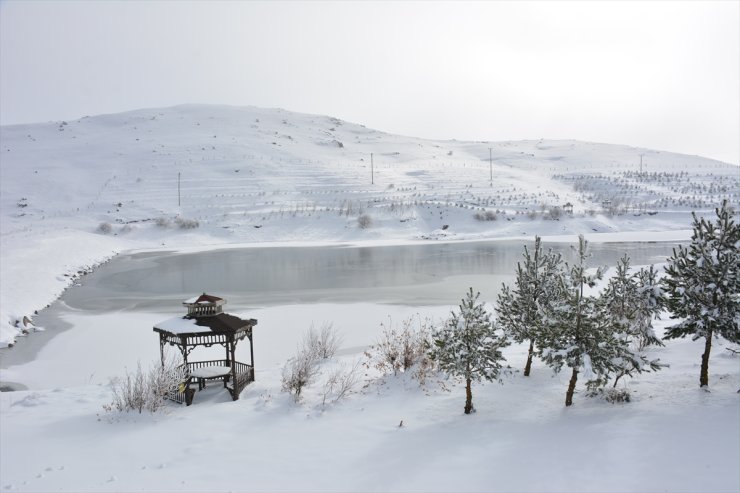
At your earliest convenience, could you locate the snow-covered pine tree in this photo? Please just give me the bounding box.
[431,287,509,414]
[540,235,642,406]
[496,236,562,376]
[633,265,665,350]
[599,255,664,389]
[662,200,740,388]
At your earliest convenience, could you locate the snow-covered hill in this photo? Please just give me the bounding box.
[1,104,738,346]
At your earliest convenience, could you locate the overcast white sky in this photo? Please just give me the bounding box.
[1,0,738,164]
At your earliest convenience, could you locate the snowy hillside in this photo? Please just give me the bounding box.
[1,104,738,346]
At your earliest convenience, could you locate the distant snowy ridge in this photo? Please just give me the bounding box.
[0,103,738,346]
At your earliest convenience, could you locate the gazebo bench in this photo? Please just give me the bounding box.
[189,365,232,390]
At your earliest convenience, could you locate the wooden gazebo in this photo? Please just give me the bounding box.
[153,293,257,405]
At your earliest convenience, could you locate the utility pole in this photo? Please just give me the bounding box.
[178,172,181,206]
[639,153,645,174]
[488,147,493,185]
[371,153,374,185]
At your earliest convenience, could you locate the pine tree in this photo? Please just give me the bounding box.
[539,235,649,406]
[599,256,664,388]
[633,265,665,350]
[662,200,740,388]
[496,236,562,376]
[431,287,509,414]
[601,257,665,351]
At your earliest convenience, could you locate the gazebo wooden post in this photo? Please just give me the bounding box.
[249,333,255,382]
[229,335,238,400]
[159,333,165,368]
[180,336,189,369]
[179,335,194,406]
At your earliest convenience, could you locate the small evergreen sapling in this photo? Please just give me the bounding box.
[431,288,509,414]
[662,200,740,388]
[496,236,562,376]
[632,264,665,350]
[596,255,665,390]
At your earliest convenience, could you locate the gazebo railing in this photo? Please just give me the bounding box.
[165,372,194,405]
[227,361,255,399]
[187,359,231,372]
[165,360,254,405]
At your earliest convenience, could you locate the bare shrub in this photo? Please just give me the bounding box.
[281,348,320,403]
[282,324,350,404]
[97,222,113,234]
[367,315,433,376]
[304,322,342,359]
[155,216,170,228]
[545,207,563,220]
[321,360,362,407]
[175,217,200,229]
[282,324,338,402]
[357,214,372,229]
[104,359,186,414]
[413,341,437,386]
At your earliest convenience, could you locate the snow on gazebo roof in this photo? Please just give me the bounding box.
[154,316,200,335]
[154,313,257,336]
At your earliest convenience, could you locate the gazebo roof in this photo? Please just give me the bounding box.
[183,293,224,305]
[154,313,257,337]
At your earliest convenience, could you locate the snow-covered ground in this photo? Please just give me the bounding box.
[1,313,738,492]
[1,104,738,492]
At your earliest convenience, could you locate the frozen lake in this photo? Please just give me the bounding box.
[59,239,678,311]
[1,239,680,384]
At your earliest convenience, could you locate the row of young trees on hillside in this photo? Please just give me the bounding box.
[430,201,738,413]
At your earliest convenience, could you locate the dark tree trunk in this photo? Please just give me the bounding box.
[524,339,535,377]
[613,371,624,389]
[565,366,578,406]
[464,377,473,414]
[700,331,713,388]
